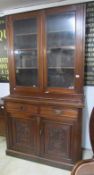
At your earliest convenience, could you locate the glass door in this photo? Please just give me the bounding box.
[45,9,76,93]
[11,13,43,93]
[14,18,38,87]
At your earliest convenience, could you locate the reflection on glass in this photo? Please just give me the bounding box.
[16,69,37,86]
[48,69,74,88]
[48,49,74,68]
[13,18,38,87]
[46,12,75,88]
[47,32,75,48]
[14,35,37,50]
[15,50,37,68]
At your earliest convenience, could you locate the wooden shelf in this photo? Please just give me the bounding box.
[14,48,37,52]
[48,46,75,50]
[16,67,37,69]
[47,30,74,34]
[48,67,75,69]
[15,32,37,36]
[16,67,74,70]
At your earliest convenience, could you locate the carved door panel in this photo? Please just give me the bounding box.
[8,116,37,155]
[40,118,73,162]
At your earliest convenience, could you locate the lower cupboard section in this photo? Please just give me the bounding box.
[6,113,82,170]
[40,119,72,161]
[7,117,38,154]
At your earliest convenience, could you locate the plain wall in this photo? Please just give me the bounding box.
[82,86,94,149]
[0,83,10,98]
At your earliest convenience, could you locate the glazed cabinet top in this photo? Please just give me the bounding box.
[7,4,85,96]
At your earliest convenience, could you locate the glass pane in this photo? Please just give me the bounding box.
[46,12,75,89]
[14,35,37,50]
[48,69,74,88]
[13,18,38,87]
[14,18,37,34]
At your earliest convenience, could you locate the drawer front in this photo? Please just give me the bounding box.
[40,106,78,118]
[6,102,38,114]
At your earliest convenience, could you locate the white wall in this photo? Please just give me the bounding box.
[82,86,94,149]
[0,83,10,98]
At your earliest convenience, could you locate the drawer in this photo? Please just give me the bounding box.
[6,102,38,114]
[40,106,78,118]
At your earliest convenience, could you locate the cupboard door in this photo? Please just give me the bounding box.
[44,5,85,94]
[40,118,74,163]
[7,12,43,94]
[7,116,37,155]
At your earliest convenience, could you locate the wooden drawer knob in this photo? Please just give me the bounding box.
[45,91,49,94]
[54,109,62,115]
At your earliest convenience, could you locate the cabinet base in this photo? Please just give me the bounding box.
[6,149,74,170]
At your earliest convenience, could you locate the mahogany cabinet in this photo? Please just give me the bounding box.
[4,4,85,170]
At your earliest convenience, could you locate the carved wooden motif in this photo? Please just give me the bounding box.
[44,122,71,158]
[11,117,37,154]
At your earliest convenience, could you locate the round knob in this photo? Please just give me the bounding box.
[33,85,36,87]
[45,91,49,94]
[75,74,80,78]
[54,109,62,115]
[1,105,4,109]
